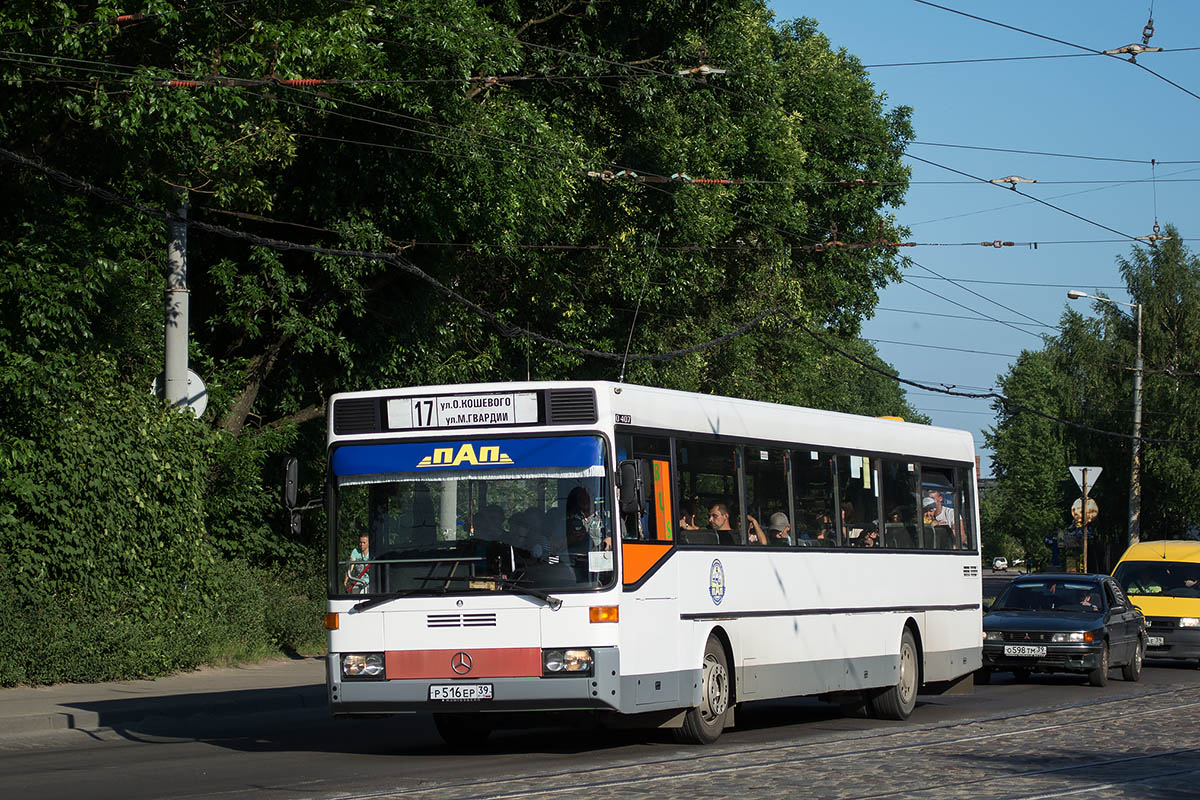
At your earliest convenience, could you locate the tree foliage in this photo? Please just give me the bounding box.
[986,226,1200,571]
[1,1,924,680]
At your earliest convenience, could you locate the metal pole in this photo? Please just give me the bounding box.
[164,190,188,409]
[1081,471,1089,573]
[1128,303,1143,547]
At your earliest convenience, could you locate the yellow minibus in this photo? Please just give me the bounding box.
[1112,540,1200,666]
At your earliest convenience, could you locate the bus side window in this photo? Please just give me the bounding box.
[744,446,790,546]
[837,454,879,548]
[616,435,673,542]
[880,459,919,550]
[792,450,838,547]
[920,467,958,550]
[676,438,740,545]
[954,465,975,550]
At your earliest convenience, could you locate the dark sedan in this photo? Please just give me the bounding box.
[979,573,1145,686]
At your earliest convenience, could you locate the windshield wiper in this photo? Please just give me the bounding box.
[489,576,563,610]
[350,588,443,613]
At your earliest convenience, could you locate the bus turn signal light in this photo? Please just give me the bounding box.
[590,606,618,623]
[325,612,339,630]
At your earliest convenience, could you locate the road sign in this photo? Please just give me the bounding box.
[1071,496,1099,526]
[1068,466,1103,491]
[150,369,208,418]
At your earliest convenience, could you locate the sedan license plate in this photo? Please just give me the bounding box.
[429,683,493,701]
[1147,636,1165,647]
[1003,645,1047,657]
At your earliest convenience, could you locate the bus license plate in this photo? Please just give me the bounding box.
[1003,645,1046,657]
[430,684,493,701]
[1147,636,1165,647]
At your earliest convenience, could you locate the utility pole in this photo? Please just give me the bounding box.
[1128,302,1143,546]
[164,189,189,410]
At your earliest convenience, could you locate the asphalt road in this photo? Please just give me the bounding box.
[2,661,1198,800]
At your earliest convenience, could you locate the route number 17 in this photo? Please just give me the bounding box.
[412,399,436,427]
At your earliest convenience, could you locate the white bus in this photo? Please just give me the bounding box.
[323,381,982,745]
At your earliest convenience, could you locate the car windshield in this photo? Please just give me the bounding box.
[330,435,614,597]
[1113,561,1200,599]
[992,580,1104,613]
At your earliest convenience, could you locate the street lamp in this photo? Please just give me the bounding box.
[1067,290,1143,548]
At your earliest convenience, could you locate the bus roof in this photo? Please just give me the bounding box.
[328,380,976,464]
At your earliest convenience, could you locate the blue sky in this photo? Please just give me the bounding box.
[767,1,1200,476]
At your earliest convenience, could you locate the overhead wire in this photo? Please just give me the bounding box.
[5,11,1191,442]
[908,0,1200,103]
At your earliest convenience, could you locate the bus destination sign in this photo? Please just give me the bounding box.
[386,391,539,430]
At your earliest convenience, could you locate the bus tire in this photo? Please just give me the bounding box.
[1088,642,1110,687]
[433,712,493,747]
[871,628,919,721]
[674,637,731,744]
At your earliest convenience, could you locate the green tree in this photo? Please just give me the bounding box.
[1,1,927,680]
[985,225,1200,572]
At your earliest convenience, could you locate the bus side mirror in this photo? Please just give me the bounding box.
[284,456,299,510]
[617,460,643,516]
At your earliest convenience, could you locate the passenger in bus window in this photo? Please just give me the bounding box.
[344,534,370,594]
[925,489,955,527]
[679,500,700,531]
[860,526,880,548]
[748,512,791,546]
[708,503,738,545]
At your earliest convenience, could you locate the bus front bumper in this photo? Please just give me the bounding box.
[327,648,623,715]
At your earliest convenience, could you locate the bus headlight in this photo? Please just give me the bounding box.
[342,652,385,679]
[1180,618,1200,628]
[542,648,594,676]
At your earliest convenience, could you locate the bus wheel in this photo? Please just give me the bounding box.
[433,712,493,748]
[872,628,919,720]
[674,637,730,744]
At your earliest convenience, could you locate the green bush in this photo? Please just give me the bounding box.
[0,557,325,686]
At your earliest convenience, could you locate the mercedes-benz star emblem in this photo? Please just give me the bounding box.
[451,651,473,675]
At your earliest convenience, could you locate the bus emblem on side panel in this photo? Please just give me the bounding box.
[451,652,473,674]
[709,560,726,606]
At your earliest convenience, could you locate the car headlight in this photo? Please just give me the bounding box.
[1050,632,1094,643]
[341,652,385,680]
[542,648,594,676]
[984,631,1004,642]
[1180,618,1200,628]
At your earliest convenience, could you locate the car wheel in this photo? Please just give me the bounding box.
[433,712,493,748]
[1011,668,1030,682]
[870,628,919,720]
[1122,637,1144,682]
[974,668,992,685]
[1089,642,1110,687]
[674,636,731,744]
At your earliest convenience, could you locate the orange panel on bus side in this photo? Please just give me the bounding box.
[652,458,674,541]
[622,542,673,587]
[385,647,541,679]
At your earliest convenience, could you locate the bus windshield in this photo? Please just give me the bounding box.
[330,435,614,597]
